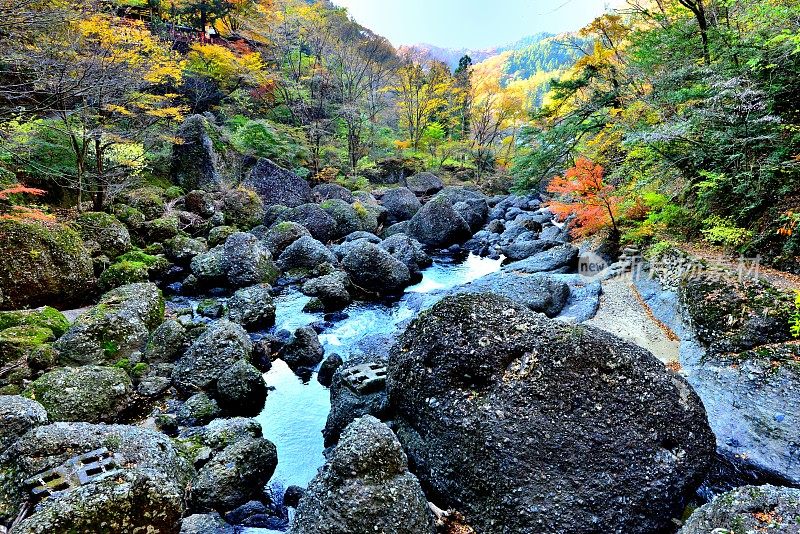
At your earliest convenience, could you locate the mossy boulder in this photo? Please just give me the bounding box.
[171,114,223,192]
[25,365,133,423]
[0,325,54,363]
[0,395,48,453]
[143,215,181,242]
[680,485,800,533]
[120,187,166,220]
[75,212,132,259]
[99,261,150,292]
[54,283,165,366]
[262,221,310,258]
[0,219,94,310]
[112,204,146,229]
[680,271,795,355]
[320,199,363,238]
[208,225,237,247]
[166,235,207,264]
[0,307,69,337]
[222,187,264,230]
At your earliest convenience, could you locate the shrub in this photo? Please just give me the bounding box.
[701,216,752,249]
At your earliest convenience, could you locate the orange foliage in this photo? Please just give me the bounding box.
[0,184,54,221]
[778,210,798,237]
[547,157,622,237]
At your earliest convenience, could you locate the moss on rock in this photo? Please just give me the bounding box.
[75,212,132,259]
[0,307,69,337]
[0,219,94,310]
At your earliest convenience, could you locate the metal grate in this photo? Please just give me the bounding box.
[341,363,387,394]
[25,448,124,502]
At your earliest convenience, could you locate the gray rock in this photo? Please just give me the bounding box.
[171,114,221,192]
[243,158,312,208]
[402,172,443,196]
[0,395,48,452]
[221,187,265,230]
[176,392,221,427]
[222,232,279,288]
[191,436,277,512]
[26,365,132,423]
[320,199,364,238]
[506,243,578,273]
[343,231,382,243]
[75,212,132,259]
[341,240,411,295]
[143,319,189,363]
[323,355,389,447]
[227,284,276,331]
[539,223,569,242]
[262,221,311,258]
[436,186,486,205]
[277,236,338,272]
[0,422,193,523]
[452,198,488,232]
[54,283,164,366]
[382,187,421,224]
[312,183,354,203]
[181,513,235,534]
[680,485,800,533]
[166,235,208,264]
[501,238,561,262]
[280,326,324,371]
[276,204,338,243]
[302,271,351,312]
[387,293,715,533]
[208,225,237,247]
[317,354,343,387]
[199,417,264,450]
[216,360,267,416]
[452,271,570,317]
[406,196,471,248]
[382,221,409,238]
[379,233,432,280]
[292,416,436,534]
[191,245,226,284]
[172,321,253,395]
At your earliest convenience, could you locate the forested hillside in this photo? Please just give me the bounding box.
[1,2,800,533]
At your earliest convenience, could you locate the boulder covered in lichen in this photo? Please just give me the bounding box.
[0,219,94,310]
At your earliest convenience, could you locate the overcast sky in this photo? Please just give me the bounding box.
[330,0,618,49]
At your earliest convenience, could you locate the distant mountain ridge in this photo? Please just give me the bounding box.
[398,32,558,70]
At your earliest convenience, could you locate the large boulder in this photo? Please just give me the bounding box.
[387,293,715,533]
[402,172,443,196]
[323,354,390,447]
[221,187,265,230]
[0,219,94,310]
[222,232,279,288]
[381,187,421,224]
[320,199,364,238]
[26,365,133,423]
[171,114,222,191]
[276,204,338,243]
[406,196,472,248]
[292,416,436,534]
[341,240,411,296]
[191,436,277,512]
[302,271,352,312]
[680,485,800,533]
[312,183,354,203]
[181,513,235,534]
[451,271,570,317]
[227,284,276,331]
[279,326,324,371]
[216,360,268,416]
[75,212,132,259]
[276,236,337,272]
[676,270,800,484]
[680,271,795,355]
[501,237,561,262]
[243,158,312,208]
[172,320,253,396]
[505,243,578,273]
[54,283,164,366]
[262,221,311,258]
[0,422,193,526]
[0,395,48,452]
[379,234,432,281]
[143,319,189,363]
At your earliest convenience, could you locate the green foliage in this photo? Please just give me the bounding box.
[790,291,800,339]
[701,216,753,249]
[335,175,369,192]
[227,116,309,169]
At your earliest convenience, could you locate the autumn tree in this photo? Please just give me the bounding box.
[3,12,185,210]
[547,157,621,238]
[392,58,452,150]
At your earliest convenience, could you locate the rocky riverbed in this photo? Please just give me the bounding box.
[2,148,799,532]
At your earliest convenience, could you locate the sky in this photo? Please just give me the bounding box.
[329,0,618,50]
